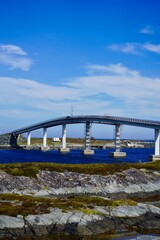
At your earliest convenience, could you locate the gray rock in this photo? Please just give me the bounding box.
[0,215,25,237]
[0,170,42,194]
[0,133,22,146]
[148,204,160,215]
[24,208,104,236]
[0,202,160,238]
[110,203,148,217]
[35,168,160,198]
[1,168,160,198]
[0,215,24,229]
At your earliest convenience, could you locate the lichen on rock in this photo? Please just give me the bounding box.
[0,164,160,238]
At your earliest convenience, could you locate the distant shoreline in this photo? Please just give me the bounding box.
[0,136,155,150]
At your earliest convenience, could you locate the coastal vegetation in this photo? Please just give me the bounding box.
[1,160,160,216]
[0,161,160,238]
[0,193,137,217]
[17,137,151,148]
[0,161,160,178]
[17,137,113,146]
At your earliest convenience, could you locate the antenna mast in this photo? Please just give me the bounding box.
[71,105,74,116]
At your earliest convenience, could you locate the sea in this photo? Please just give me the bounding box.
[0,147,155,164]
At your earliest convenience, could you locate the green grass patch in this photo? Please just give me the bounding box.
[0,161,160,178]
[0,193,138,217]
[18,137,113,146]
[110,199,137,207]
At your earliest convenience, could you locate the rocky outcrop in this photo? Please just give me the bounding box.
[0,203,160,238]
[1,168,160,238]
[0,133,21,147]
[0,170,42,194]
[36,168,160,198]
[1,168,160,198]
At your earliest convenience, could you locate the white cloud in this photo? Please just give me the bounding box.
[0,77,81,105]
[139,25,154,34]
[0,76,111,123]
[107,42,160,55]
[86,63,138,76]
[67,74,160,103]
[143,43,160,54]
[107,43,139,54]
[0,63,160,126]
[0,45,27,55]
[67,64,160,119]
[0,44,33,71]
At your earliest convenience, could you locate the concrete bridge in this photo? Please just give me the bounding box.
[12,115,160,161]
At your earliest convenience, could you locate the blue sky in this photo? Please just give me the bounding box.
[0,0,160,139]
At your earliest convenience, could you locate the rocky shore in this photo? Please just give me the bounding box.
[1,203,160,238]
[1,167,160,198]
[0,162,160,239]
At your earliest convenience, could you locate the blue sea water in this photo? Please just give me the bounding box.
[0,148,154,164]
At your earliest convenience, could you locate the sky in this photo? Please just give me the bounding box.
[0,0,160,139]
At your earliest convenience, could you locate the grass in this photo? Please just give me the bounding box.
[0,161,160,178]
[0,193,137,217]
[131,194,160,203]
[0,160,159,217]
[18,137,113,146]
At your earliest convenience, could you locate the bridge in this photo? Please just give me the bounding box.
[12,115,160,161]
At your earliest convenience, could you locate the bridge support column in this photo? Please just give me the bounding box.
[115,124,121,152]
[60,124,70,153]
[109,124,126,158]
[26,131,31,149]
[149,129,160,161]
[27,131,31,146]
[155,129,160,155]
[83,121,94,155]
[41,128,50,151]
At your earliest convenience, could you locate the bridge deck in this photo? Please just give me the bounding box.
[13,115,160,135]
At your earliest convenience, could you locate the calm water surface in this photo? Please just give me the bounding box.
[0,148,154,164]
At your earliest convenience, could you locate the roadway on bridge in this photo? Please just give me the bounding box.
[13,115,160,135]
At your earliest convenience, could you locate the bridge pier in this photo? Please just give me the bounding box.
[60,124,70,153]
[109,124,126,158]
[41,128,50,151]
[26,131,32,149]
[83,121,94,155]
[27,131,31,146]
[115,124,121,152]
[149,129,160,161]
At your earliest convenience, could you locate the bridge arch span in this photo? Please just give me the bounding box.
[12,115,160,160]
